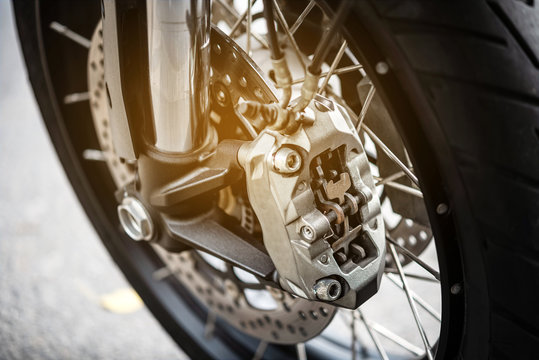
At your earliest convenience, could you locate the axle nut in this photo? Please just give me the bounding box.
[273,147,302,174]
[313,278,342,301]
[117,196,154,241]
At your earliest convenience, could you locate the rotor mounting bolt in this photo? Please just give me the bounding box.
[273,147,302,174]
[313,278,342,301]
[117,196,154,241]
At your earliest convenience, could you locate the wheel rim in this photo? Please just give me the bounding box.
[29,0,466,358]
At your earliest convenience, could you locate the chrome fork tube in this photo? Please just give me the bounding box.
[147,0,211,153]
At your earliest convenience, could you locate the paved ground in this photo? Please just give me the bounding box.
[0,2,187,359]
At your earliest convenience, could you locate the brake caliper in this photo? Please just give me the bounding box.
[238,97,385,309]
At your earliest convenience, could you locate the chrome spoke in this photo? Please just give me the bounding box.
[386,274,441,321]
[318,40,347,94]
[152,266,173,281]
[290,0,316,35]
[49,22,91,48]
[290,64,363,85]
[296,342,307,360]
[389,243,434,360]
[246,0,252,55]
[368,320,424,356]
[357,83,376,130]
[351,311,358,360]
[375,171,405,186]
[383,181,423,198]
[357,310,389,360]
[384,268,439,283]
[64,92,89,104]
[272,0,307,72]
[204,310,217,339]
[222,0,269,49]
[252,341,268,360]
[82,149,106,162]
[361,124,419,187]
[386,236,441,281]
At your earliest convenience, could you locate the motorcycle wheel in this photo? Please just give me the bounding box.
[13,0,539,358]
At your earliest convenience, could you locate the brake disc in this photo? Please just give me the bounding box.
[88,22,336,344]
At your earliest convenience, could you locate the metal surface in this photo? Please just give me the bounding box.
[88,22,135,187]
[313,278,342,301]
[117,196,155,241]
[86,1,442,352]
[238,98,386,309]
[102,0,137,160]
[88,18,336,344]
[147,0,211,152]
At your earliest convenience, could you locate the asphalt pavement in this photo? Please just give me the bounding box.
[0,2,187,359]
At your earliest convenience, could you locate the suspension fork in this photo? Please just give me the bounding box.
[103,0,216,214]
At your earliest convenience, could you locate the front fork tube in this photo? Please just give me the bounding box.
[103,0,214,214]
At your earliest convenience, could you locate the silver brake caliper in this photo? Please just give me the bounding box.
[238,98,385,309]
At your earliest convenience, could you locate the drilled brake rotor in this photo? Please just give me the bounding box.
[88,21,336,344]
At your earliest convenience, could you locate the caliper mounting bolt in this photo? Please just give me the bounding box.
[313,278,342,301]
[273,147,302,174]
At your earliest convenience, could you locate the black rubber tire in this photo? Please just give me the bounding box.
[346,1,539,359]
[13,0,539,359]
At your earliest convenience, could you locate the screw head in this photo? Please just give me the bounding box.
[300,225,315,241]
[450,282,462,295]
[313,278,342,301]
[319,254,329,264]
[375,61,389,75]
[273,147,302,174]
[436,203,449,215]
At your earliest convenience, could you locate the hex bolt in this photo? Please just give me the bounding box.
[300,225,315,241]
[117,196,154,241]
[313,278,342,301]
[273,147,302,174]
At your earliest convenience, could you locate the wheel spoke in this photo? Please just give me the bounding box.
[361,124,419,187]
[246,0,252,55]
[82,149,106,162]
[204,310,217,339]
[290,64,363,85]
[384,268,439,283]
[272,0,307,72]
[386,236,440,281]
[382,180,423,199]
[356,83,376,130]
[290,0,316,35]
[385,274,441,321]
[49,21,91,48]
[389,243,434,360]
[221,0,269,49]
[375,171,405,186]
[296,342,307,360]
[64,91,89,104]
[252,340,268,360]
[357,310,389,360]
[367,319,424,356]
[318,40,347,94]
